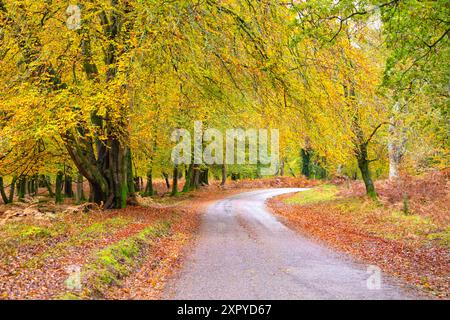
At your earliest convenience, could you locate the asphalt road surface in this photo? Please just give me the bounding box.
[164,188,419,300]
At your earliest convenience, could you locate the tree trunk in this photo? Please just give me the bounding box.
[183,164,193,192]
[356,143,377,200]
[64,174,73,198]
[388,102,405,179]
[76,172,85,203]
[134,177,141,192]
[200,168,209,186]
[17,176,26,201]
[301,148,311,178]
[66,136,130,208]
[55,171,64,204]
[279,158,285,176]
[221,164,227,186]
[108,140,129,209]
[144,170,155,196]
[192,164,200,189]
[162,172,170,190]
[33,175,39,196]
[27,177,33,195]
[388,148,400,179]
[126,149,135,194]
[0,177,9,204]
[171,165,179,196]
[8,176,16,203]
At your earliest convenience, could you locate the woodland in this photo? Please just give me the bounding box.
[0,1,448,208]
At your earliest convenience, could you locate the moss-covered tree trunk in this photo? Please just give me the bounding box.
[356,142,377,200]
[351,111,380,200]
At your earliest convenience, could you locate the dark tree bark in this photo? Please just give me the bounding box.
[55,171,64,204]
[200,168,209,186]
[27,175,38,196]
[162,172,171,190]
[134,177,141,192]
[221,164,227,186]
[55,171,64,203]
[301,149,311,178]
[64,174,73,198]
[192,164,200,189]
[17,177,26,201]
[144,169,155,196]
[171,165,179,196]
[183,164,193,192]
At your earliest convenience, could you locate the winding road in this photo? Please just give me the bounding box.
[164,188,418,300]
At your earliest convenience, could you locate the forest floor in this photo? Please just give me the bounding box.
[268,171,449,299]
[0,177,315,299]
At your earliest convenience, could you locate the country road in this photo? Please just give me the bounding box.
[163,188,419,300]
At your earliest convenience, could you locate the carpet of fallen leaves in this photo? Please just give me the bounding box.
[269,171,450,299]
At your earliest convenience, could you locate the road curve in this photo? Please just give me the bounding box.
[163,188,418,300]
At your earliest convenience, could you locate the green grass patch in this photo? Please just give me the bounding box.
[24,217,131,268]
[65,220,171,299]
[427,227,450,248]
[0,223,64,241]
[284,184,339,205]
